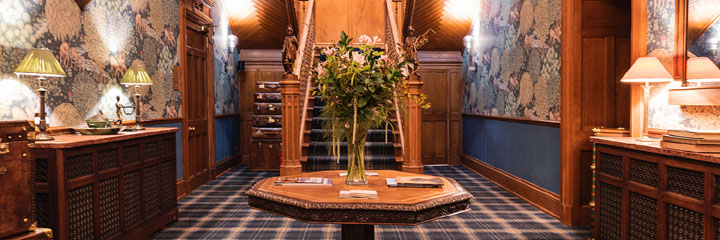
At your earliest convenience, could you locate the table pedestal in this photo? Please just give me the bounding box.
[341,224,374,240]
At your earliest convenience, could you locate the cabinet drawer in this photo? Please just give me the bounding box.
[254,103,281,115]
[253,115,282,127]
[254,93,281,102]
[256,81,280,93]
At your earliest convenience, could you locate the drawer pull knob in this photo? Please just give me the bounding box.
[0,167,7,175]
[590,164,596,170]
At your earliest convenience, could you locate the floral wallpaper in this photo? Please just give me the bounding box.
[0,0,180,127]
[645,0,720,130]
[211,1,239,115]
[462,0,562,121]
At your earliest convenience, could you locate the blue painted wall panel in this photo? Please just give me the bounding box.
[144,122,183,180]
[462,116,561,194]
[214,116,242,162]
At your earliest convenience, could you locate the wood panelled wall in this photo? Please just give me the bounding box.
[417,51,463,166]
[238,50,284,164]
[314,0,385,45]
[561,0,632,226]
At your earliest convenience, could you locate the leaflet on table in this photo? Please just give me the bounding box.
[274,177,333,186]
[385,177,443,188]
[339,190,378,199]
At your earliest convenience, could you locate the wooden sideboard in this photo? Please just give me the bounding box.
[33,128,178,240]
[590,137,720,240]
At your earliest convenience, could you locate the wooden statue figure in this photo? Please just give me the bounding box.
[282,25,299,74]
[404,26,420,76]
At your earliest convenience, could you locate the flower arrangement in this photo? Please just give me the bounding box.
[312,31,429,184]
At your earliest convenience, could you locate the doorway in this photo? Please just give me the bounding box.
[182,10,215,193]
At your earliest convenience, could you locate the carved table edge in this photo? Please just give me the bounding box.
[245,177,474,212]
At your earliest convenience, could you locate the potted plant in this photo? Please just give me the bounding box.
[312,31,429,185]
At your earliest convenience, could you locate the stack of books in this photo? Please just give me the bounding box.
[386,176,444,188]
[592,127,630,137]
[273,177,333,186]
[661,130,720,153]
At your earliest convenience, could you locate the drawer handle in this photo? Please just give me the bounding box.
[0,143,8,154]
[0,167,7,175]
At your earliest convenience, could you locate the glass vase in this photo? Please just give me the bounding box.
[345,126,369,185]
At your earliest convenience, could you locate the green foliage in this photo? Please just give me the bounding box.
[311,31,430,165]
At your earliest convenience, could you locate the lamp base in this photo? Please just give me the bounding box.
[35,131,54,141]
[637,136,659,142]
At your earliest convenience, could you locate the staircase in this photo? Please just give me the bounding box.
[304,95,400,171]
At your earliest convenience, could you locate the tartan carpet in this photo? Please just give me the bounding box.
[150,165,591,239]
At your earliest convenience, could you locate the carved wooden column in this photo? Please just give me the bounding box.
[402,79,424,174]
[280,75,303,176]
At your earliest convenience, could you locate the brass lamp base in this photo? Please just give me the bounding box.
[35,131,54,141]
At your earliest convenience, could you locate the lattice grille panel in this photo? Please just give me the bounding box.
[667,204,703,239]
[598,182,622,240]
[667,166,704,200]
[123,145,140,164]
[98,149,119,171]
[598,153,623,178]
[68,184,94,240]
[99,177,121,238]
[160,139,174,156]
[716,218,720,240]
[161,160,175,209]
[144,165,160,216]
[66,153,93,179]
[144,142,158,159]
[629,159,659,187]
[35,158,48,183]
[629,192,657,239]
[715,176,720,204]
[36,193,50,227]
[124,170,142,227]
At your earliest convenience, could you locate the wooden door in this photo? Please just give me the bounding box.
[561,0,631,225]
[418,61,463,165]
[185,19,211,191]
[315,0,385,45]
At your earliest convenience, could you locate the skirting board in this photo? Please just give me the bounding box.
[216,153,243,178]
[461,155,562,220]
[176,178,188,200]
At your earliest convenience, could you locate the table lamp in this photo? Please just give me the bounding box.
[14,49,67,141]
[620,57,673,141]
[686,57,720,86]
[120,62,153,131]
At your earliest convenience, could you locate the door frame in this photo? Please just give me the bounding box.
[179,7,216,197]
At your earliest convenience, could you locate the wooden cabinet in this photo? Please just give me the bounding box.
[249,139,281,171]
[32,128,178,240]
[592,137,720,239]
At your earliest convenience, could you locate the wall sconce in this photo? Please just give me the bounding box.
[463,35,475,71]
[226,34,238,72]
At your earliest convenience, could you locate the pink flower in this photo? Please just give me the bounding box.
[316,64,326,76]
[400,67,409,77]
[378,55,388,63]
[352,51,365,65]
[322,48,335,56]
[372,36,382,45]
[358,35,371,44]
[345,123,350,128]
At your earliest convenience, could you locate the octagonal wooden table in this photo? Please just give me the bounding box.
[245,170,473,240]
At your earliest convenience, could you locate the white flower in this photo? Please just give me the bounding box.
[352,51,366,66]
[358,35,371,44]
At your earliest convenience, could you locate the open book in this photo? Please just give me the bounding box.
[274,177,333,186]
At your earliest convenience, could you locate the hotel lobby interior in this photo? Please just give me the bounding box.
[1,0,720,239]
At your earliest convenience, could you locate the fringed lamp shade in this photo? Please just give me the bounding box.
[620,57,673,83]
[121,62,153,85]
[14,49,66,77]
[686,57,720,84]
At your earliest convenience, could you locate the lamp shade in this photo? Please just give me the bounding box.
[686,57,720,83]
[620,57,673,83]
[121,62,153,85]
[14,49,66,78]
